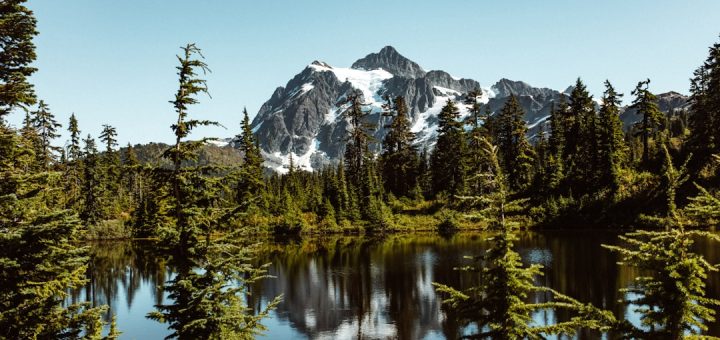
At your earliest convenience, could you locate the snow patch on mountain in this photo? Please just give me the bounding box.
[265,138,325,174]
[309,63,392,109]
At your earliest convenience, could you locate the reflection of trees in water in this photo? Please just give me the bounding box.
[73,232,720,338]
[249,235,489,339]
[69,241,168,320]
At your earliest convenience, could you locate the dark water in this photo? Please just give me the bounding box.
[69,231,720,339]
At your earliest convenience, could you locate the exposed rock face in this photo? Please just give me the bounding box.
[249,46,688,173]
[351,46,427,79]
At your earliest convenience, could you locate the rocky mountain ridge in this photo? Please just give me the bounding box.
[244,46,689,173]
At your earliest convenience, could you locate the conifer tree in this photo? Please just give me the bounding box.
[149,44,279,338]
[30,100,61,170]
[597,80,627,193]
[687,35,720,171]
[0,0,37,121]
[63,114,83,209]
[631,79,663,165]
[494,95,534,190]
[343,93,373,188]
[99,124,120,215]
[565,78,599,189]
[685,182,720,227]
[604,227,720,338]
[0,4,112,336]
[380,95,418,198]
[430,99,466,197]
[81,134,103,224]
[464,89,492,195]
[67,113,82,161]
[235,108,264,207]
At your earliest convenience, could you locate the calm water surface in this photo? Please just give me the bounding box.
[70,231,720,339]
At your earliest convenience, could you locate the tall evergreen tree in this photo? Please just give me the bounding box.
[235,108,264,207]
[66,113,82,161]
[0,0,37,121]
[149,44,279,338]
[430,99,466,197]
[597,80,627,193]
[81,134,103,224]
[380,95,418,198]
[464,89,492,195]
[631,79,663,165]
[30,100,61,170]
[494,95,534,190]
[564,78,599,190]
[63,114,83,209]
[687,35,720,171]
[604,227,720,338]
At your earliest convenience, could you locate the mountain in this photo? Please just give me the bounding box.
[248,46,689,173]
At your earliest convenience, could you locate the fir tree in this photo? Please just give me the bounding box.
[430,99,466,197]
[149,44,279,338]
[0,0,37,121]
[66,113,82,161]
[565,78,599,189]
[380,95,418,198]
[631,79,663,165]
[235,107,264,207]
[464,89,492,195]
[80,134,103,224]
[30,100,61,170]
[494,95,534,190]
[597,80,627,193]
[604,226,720,338]
[687,35,720,171]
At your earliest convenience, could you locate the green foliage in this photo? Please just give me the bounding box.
[431,99,467,197]
[493,94,534,191]
[0,0,37,120]
[434,139,614,338]
[146,44,279,339]
[380,95,419,198]
[604,228,720,339]
[631,79,664,165]
[597,80,627,194]
[235,108,265,208]
[685,184,720,227]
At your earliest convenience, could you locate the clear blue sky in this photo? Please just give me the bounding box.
[12,0,720,145]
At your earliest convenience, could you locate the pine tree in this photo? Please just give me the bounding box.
[430,99,466,197]
[63,114,83,209]
[464,89,492,195]
[685,182,720,227]
[604,227,720,338]
[149,44,279,338]
[99,124,121,217]
[687,35,720,172]
[235,108,265,207]
[597,80,627,193]
[81,134,103,224]
[380,95,418,198]
[565,78,600,190]
[631,79,663,165]
[494,95,534,190]
[0,0,37,121]
[30,100,61,170]
[343,93,373,188]
[66,113,82,161]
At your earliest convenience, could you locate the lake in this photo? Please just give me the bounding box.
[69,230,720,339]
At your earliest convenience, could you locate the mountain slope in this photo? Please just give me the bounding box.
[249,46,689,173]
